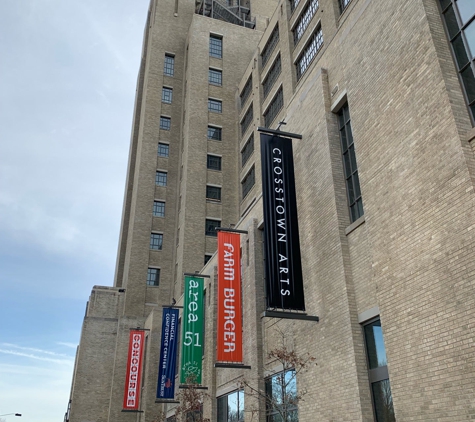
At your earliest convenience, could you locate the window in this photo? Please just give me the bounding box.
[262,55,282,98]
[208,98,222,113]
[147,268,160,286]
[162,87,173,103]
[296,26,323,80]
[205,219,220,236]
[241,134,254,167]
[209,68,222,85]
[241,104,253,135]
[206,185,221,201]
[160,116,171,130]
[363,318,395,422]
[164,54,175,76]
[217,390,244,422]
[293,0,319,46]
[439,0,475,122]
[240,75,253,107]
[208,126,222,141]
[210,35,223,58]
[207,154,222,171]
[338,103,363,222]
[264,87,284,128]
[242,166,255,199]
[261,24,280,67]
[153,201,165,217]
[150,233,163,250]
[158,143,169,157]
[156,171,168,186]
[204,254,213,265]
[290,0,301,13]
[265,369,298,422]
[339,0,351,14]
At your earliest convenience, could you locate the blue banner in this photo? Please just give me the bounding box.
[156,307,179,399]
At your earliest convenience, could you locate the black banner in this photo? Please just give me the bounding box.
[260,133,305,311]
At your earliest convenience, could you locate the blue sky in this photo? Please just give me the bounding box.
[0,1,149,420]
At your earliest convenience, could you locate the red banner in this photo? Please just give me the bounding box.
[217,231,242,363]
[123,330,145,410]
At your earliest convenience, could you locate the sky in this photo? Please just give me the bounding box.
[0,1,150,420]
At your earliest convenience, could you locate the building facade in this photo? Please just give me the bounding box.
[66,0,475,421]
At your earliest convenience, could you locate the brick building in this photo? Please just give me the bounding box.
[66,0,475,421]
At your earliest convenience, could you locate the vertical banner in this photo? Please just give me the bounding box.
[217,231,243,363]
[260,133,306,311]
[123,330,145,410]
[156,307,179,399]
[180,276,204,384]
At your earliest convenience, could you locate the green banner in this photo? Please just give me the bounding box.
[180,276,204,384]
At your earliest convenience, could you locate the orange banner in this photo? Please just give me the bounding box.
[123,330,145,410]
[217,231,243,363]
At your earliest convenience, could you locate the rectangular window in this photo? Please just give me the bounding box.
[206,185,222,201]
[164,54,175,76]
[209,68,222,85]
[210,35,223,58]
[241,134,254,167]
[162,87,173,103]
[363,318,395,422]
[296,26,323,80]
[262,54,282,99]
[264,86,284,128]
[147,268,160,286]
[158,143,169,157]
[261,24,280,67]
[207,154,222,171]
[160,116,171,130]
[241,104,253,136]
[290,0,302,13]
[242,166,255,199]
[338,103,364,222]
[240,75,253,107]
[205,218,221,236]
[339,0,351,13]
[265,370,298,422]
[208,126,222,141]
[150,233,163,250]
[153,201,165,217]
[208,98,222,113]
[217,390,244,422]
[156,171,168,186]
[293,0,319,46]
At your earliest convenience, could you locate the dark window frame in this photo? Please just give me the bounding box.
[208,98,223,113]
[339,0,351,14]
[293,0,319,46]
[240,75,253,107]
[153,200,165,217]
[150,233,163,250]
[265,369,298,422]
[147,268,160,286]
[241,166,255,199]
[205,218,221,236]
[156,171,168,187]
[261,24,280,67]
[263,86,284,128]
[217,389,244,422]
[164,54,175,76]
[241,134,255,167]
[160,116,171,130]
[207,154,222,171]
[210,35,223,58]
[241,103,254,136]
[162,86,173,103]
[158,142,169,157]
[206,185,222,201]
[296,26,323,81]
[209,68,223,86]
[208,125,222,141]
[262,54,282,99]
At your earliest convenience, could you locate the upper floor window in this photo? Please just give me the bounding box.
[338,103,363,222]
[296,26,323,80]
[439,0,475,122]
[162,87,173,104]
[261,24,280,67]
[264,86,284,128]
[262,54,282,99]
[339,0,351,14]
[158,142,169,157]
[290,0,302,13]
[208,98,222,113]
[206,185,222,201]
[293,0,319,46]
[240,75,253,107]
[241,166,255,199]
[164,54,175,76]
[208,125,222,141]
[153,200,165,217]
[147,268,160,286]
[209,68,223,86]
[150,233,163,250]
[363,318,395,422]
[241,134,254,167]
[205,218,221,236]
[217,390,244,422]
[160,116,171,130]
[265,369,298,422]
[210,35,223,58]
[241,104,254,136]
[156,171,168,187]
[207,154,222,171]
